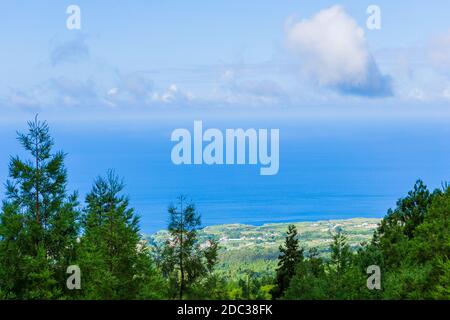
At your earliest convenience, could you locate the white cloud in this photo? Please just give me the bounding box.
[151,84,193,104]
[285,5,392,97]
[107,87,118,96]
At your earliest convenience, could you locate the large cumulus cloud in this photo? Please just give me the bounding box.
[285,5,393,97]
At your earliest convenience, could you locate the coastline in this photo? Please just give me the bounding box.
[146,217,382,236]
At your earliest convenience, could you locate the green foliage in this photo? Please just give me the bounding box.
[283,180,450,300]
[431,259,450,299]
[187,274,230,299]
[377,180,435,267]
[76,170,166,299]
[160,195,219,299]
[0,119,167,300]
[330,231,353,275]
[382,263,434,299]
[0,117,79,299]
[271,225,303,299]
[283,248,327,300]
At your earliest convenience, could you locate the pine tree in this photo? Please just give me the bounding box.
[271,225,303,299]
[330,230,352,274]
[161,195,218,299]
[327,230,354,299]
[0,116,79,299]
[77,170,165,299]
[375,181,438,268]
[379,180,434,240]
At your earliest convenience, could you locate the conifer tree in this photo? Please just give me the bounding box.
[161,195,218,299]
[326,230,355,298]
[0,116,79,299]
[271,225,303,299]
[379,180,434,241]
[77,170,165,299]
[330,230,352,275]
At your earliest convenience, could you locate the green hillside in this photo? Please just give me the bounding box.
[146,218,380,279]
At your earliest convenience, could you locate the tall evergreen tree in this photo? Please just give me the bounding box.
[77,170,165,299]
[329,230,352,275]
[378,180,434,241]
[0,117,79,299]
[376,180,437,268]
[161,195,218,299]
[271,225,303,299]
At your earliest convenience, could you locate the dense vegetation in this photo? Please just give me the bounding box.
[274,181,450,299]
[0,118,448,299]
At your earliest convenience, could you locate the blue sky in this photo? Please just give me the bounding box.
[1,1,450,119]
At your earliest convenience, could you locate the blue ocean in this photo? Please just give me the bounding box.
[1,115,449,233]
